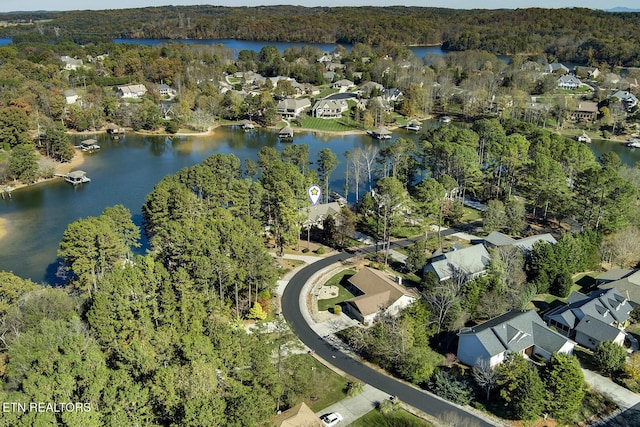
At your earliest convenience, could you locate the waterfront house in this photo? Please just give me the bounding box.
[276,98,311,119]
[458,310,575,367]
[301,202,341,229]
[544,288,632,350]
[311,99,348,119]
[572,101,598,122]
[610,90,639,112]
[544,62,570,74]
[344,267,418,324]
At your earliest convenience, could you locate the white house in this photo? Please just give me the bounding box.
[276,98,311,118]
[544,288,632,350]
[60,56,83,71]
[557,75,582,90]
[117,84,148,99]
[312,99,348,119]
[610,90,639,112]
[457,310,575,367]
[63,89,79,105]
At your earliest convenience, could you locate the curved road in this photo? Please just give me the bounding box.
[281,241,496,427]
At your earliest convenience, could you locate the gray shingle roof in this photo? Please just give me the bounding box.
[424,244,490,282]
[545,288,632,329]
[459,310,572,359]
[575,315,624,344]
[484,231,517,247]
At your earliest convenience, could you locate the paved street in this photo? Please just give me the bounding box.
[280,247,500,427]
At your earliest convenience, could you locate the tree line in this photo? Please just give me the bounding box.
[2,6,640,66]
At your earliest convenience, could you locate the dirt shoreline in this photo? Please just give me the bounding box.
[3,149,86,193]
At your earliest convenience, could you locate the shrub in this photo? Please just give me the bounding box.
[333,304,342,315]
[344,381,363,397]
[316,247,325,255]
[301,247,310,253]
[427,369,473,405]
[594,341,627,374]
[165,121,179,134]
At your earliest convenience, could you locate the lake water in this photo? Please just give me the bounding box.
[1,125,636,284]
[0,127,417,284]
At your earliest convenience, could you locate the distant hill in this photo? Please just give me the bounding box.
[607,7,640,12]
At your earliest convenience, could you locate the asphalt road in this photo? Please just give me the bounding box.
[280,228,496,427]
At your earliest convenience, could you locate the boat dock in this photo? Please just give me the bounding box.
[55,170,91,185]
[76,139,100,152]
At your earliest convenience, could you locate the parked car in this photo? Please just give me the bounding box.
[320,412,343,427]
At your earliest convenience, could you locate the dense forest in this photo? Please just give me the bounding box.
[1,6,640,66]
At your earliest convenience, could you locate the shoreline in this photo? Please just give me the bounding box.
[2,149,86,194]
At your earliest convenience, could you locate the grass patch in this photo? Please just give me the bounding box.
[391,224,426,238]
[287,354,351,412]
[316,87,339,98]
[351,408,434,427]
[574,346,597,370]
[296,116,358,132]
[576,388,618,425]
[276,258,305,277]
[317,269,357,312]
[461,207,482,222]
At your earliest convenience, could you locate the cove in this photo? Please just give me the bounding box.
[0,126,637,284]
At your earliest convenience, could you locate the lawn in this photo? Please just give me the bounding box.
[295,116,360,132]
[317,269,357,312]
[461,206,482,222]
[350,408,434,427]
[286,354,351,412]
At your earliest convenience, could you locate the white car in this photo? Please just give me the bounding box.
[320,412,343,427]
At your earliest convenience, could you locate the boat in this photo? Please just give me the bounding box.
[77,139,100,152]
[625,138,640,148]
[439,116,452,124]
[55,170,91,185]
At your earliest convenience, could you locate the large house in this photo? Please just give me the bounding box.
[311,99,348,119]
[60,56,83,71]
[333,79,355,91]
[117,84,148,99]
[344,267,418,324]
[572,101,599,122]
[423,244,491,283]
[457,310,575,367]
[479,231,557,254]
[276,98,311,118]
[544,62,570,74]
[610,90,639,112]
[557,75,582,90]
[597,269,640,308]
[544,288,632,350]
[300,202,341,229]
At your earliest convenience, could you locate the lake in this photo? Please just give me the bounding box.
[0,127,416,284]
[1,125,637,284]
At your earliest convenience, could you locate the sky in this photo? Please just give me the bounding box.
[0,1,638,13]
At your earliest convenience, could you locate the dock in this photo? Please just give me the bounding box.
[55,170,91,185]
[368,127,392,140]
[1,185,13,199]
[405,119,422,132]
[76,139,100,152]
[278,125,294,140]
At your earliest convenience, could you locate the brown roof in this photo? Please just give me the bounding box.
[273,402,322,427]
[346,267,417,316]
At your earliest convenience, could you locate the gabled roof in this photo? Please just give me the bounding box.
[575,315,624,344]
[514,233,557,252]
[483,231,517,247]
[545,288,632,329]
[424,244,490,281]
[597,269,635,283]
[301,202,341,226]
[277,98,311,111]
[599,270,640,307]
[346,267,416,316]
[557,75,582,85]
[459,310,572,359]
[273,402,322,427]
